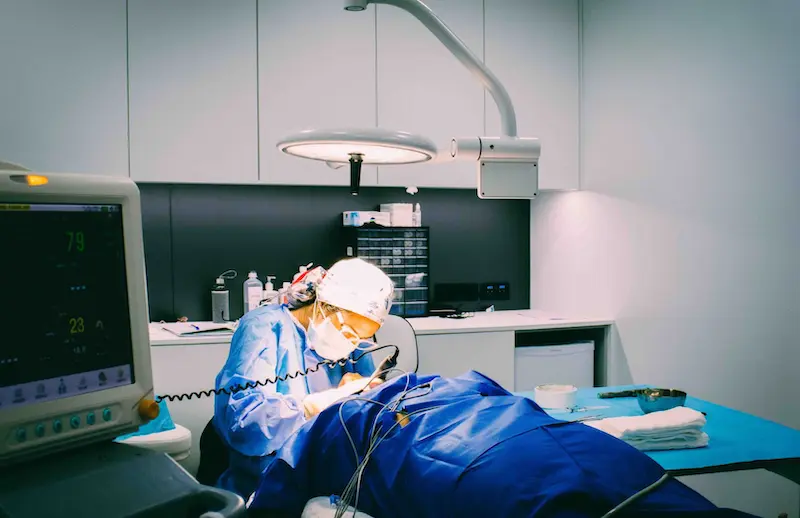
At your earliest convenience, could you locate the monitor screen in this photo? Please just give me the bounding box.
[0,203,134,409]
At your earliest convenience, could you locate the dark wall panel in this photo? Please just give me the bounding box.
[139,184,173,321]
[140,183,529,321]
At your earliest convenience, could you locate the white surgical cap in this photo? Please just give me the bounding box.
[316,258,394,325]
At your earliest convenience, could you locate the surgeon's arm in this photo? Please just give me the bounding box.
[214,324,307,457]
[216,372,307,457]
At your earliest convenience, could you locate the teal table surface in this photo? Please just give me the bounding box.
[515,385,800,482]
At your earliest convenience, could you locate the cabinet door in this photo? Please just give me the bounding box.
[416,331,515,389]
[485,0,580,191]
[376,0,484,189]
[128,0,258,184]
[0,0,128,176]
[259,0,378,186]
[150,343,230,476]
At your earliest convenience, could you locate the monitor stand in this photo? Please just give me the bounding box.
[0,442,245,518]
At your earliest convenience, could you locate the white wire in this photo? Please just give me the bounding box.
[336,401,385,518]
[367,381,432,445]
[339,418,385,518]
[334,377,443,518]
[336,384,408,516]
[364,372,415,438]
[337,377,437,514]
[335,367,411,470]
[341,403,447,517]
[338,397,389,465]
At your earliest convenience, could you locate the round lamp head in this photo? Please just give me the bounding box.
[277,128,437,165]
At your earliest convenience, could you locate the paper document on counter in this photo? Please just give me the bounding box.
[160,322,235,337]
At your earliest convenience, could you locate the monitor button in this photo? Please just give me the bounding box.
[86,412,96,425]
[53,419,63,434]
[15,428,26,443]
[70,416,81,429]
[102,408,112,422]
[34,424,45,438]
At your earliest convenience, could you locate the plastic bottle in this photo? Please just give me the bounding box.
[413,203,422,227]
[262,275,278,305]
[243,271,263,315]
[211,277,230,323]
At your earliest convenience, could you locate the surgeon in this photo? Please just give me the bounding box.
[212,258,394,499]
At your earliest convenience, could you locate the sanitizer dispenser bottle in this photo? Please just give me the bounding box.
[243,271,263,315]
[262,276,278,305]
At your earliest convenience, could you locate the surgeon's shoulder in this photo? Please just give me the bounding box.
[235,304,292,333]
[241,303,291,323]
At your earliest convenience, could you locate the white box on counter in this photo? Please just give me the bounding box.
[379,203,414,226]
[379,203,413,213]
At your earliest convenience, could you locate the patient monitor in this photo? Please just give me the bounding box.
[0,171,245,517]
[0,172,155,465]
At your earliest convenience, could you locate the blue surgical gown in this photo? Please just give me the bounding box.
[212,303,375,499]
[250,372,757,518]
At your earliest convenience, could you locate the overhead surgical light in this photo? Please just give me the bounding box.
[276,0,541,199]
[278,128,437,195]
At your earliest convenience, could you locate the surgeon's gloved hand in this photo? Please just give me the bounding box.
[339,373,383,390]
[303,387,349,418]
[301,394,326,419]
[302,377,382,418]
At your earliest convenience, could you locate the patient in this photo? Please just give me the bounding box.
[247,371,756,518]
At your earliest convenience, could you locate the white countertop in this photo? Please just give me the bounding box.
[149,310,613,346]
[407,310,613,335]
[148,323,235,347]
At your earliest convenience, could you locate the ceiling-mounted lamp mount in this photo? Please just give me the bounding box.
[276,0,541,200]
[344,0,368,11]
[348,153,363,195]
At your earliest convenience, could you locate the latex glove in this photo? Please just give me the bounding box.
[339,373,383,390]
[302,394,326,419]
[302,378,380,418]
[302,386,356,418]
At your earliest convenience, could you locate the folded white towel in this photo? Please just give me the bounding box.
[586,406,709,451]
[623,431,709,451]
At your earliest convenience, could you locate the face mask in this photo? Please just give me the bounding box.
[307,316,358,361]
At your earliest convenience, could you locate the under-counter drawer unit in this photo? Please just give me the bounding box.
[514,341,595,391]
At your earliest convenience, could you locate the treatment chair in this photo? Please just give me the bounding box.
[196,315,419,487]
[372,314,419,376]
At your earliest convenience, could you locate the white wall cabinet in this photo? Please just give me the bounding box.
[416,331,516,389]
[375,1,484,189]
[485,0,580,191]
[2,1,581,189]
[0,0,128,176]
[128,0,259,184]
[258,0,378,187]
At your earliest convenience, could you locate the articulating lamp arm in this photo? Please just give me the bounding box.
[347,0,518,138]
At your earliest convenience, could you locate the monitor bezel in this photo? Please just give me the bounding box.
[0,172,153,464]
